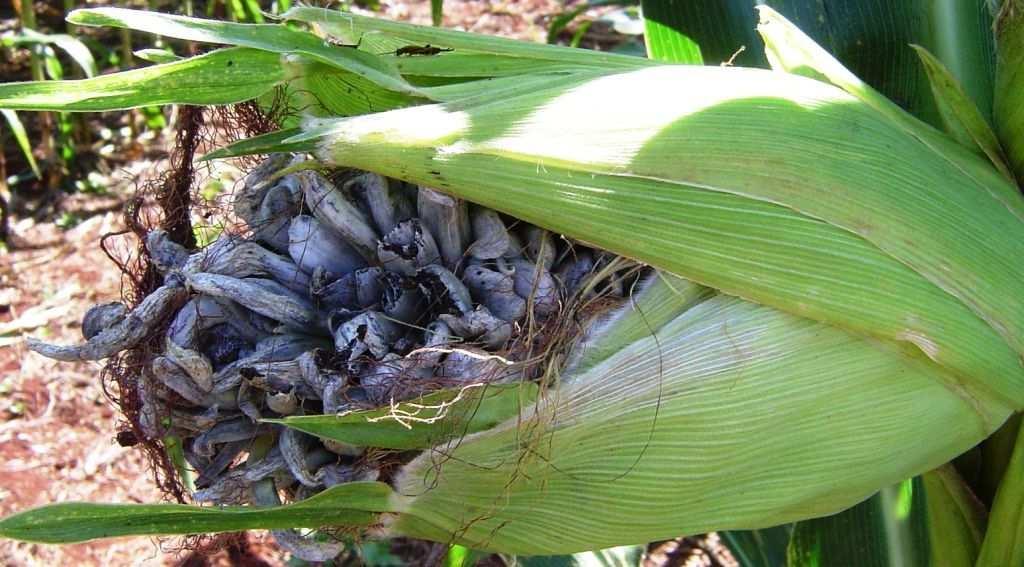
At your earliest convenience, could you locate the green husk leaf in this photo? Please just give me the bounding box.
[0,109,41,178]
[0,481,395,544]
[268,382,538,450]
[994,0,1024,183]
[67,7,422,97]
[0,47,282,111]
[910,44,1014,182]
[308,65,1024,408]
[201,128,313,161]
[567,272,711,374]
[388,295,1011,553]
[640,0,704,64]
[976,418,1024,565]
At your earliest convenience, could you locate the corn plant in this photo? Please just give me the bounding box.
[0,2,1022,565]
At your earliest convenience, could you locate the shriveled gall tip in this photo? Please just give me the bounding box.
[28,284,187,361]
[163,338,214,391]
[525,226,557,269]
[235,153,301,224]
[440,306,512,348]
[251,478,347,562]
[511,258,561,316]
[252,182,300,253]
[417,187,471,269]
[378,218,442,276]
[299,170,380,261]
[288,214,367,277]
[381,272,425,324]
[82,302,128,340]
[333,311,400,359]
[344,172,415,235]
[417,264,474,315]
[145,230,190,274]
[187,272,320,330]
[468,207,512,260]
[152,356,215,406]
[463,264,526,322]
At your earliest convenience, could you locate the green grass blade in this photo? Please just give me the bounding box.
[9,29,98,78]
[282,7,655,71]
[911,44,1014,182]
[67,7,422,97]
[0,47,282,111]
[640,0,704,64]
[0,109,41,178]
[431,0,444,26]
[0,481,395,544]
[268,383,538,450]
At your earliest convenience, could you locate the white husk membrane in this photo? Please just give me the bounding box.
[28,154,634,560]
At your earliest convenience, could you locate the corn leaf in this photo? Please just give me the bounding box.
[788,466,982,567]
[994,0,1024,183]
[649,0,996,127]
[308,64,1024,408]
[719,525,792,567]
[755,6,1024,220]
[976,421,1024,565]
[0,110,40,178]
[640,0,704,64]
[66,7,422,97]
[0,481,395,544]
[788,479,928,566]
[0,48,282,111]
[388,294,1011,553]
[281,7,655,72]
[269,383,538,450]
[910,44,1015,182]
